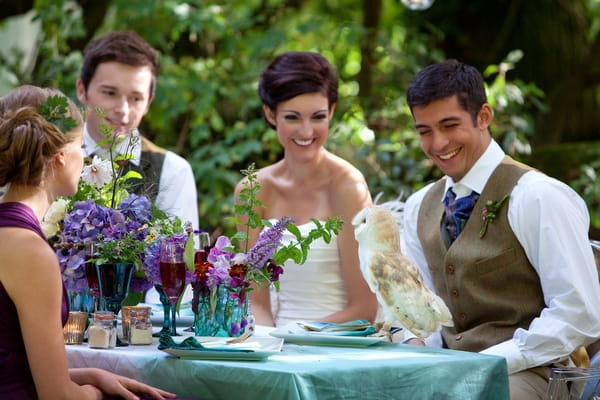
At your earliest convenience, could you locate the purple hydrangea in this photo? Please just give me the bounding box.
[141,233,189,288]
[118,193,152,224]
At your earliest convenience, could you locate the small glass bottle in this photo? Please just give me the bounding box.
[128,307,153,345]
[88,311,117,349]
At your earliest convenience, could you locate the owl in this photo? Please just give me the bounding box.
[352,205,454,339]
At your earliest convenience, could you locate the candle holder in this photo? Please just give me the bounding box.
[63,311,88,345]
[121,305,151,343]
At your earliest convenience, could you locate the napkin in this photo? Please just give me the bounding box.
[294,319,376,336]
[157,331,254,352]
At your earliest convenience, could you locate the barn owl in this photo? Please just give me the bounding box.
[352,205,454,339]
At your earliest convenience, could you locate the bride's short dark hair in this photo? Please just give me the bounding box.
[258,51,338,129]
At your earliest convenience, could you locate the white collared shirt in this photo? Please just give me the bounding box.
[403,139,600,374]
[83,125,199,230]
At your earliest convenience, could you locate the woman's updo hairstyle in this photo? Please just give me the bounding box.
[0,85,83,187]
[258,51,338,129]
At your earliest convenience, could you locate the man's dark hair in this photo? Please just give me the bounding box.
[407,59,487,125]
[79,30,160,97]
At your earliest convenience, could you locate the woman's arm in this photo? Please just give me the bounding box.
[69,368,175,400]
[4,230,102,400]
[319,173,379,323]
[2,230,174,400]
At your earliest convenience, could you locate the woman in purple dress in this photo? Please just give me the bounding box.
[0,85,176,400]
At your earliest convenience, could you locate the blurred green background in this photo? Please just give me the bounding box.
[1,0,599,238]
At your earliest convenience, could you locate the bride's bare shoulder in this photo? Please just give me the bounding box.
[327,153,368,187]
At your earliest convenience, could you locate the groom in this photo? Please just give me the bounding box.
[401,59,600,400]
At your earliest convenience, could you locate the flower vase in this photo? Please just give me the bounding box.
[193,284,249,337]
[96,262,134,346]
[67,290,94,313]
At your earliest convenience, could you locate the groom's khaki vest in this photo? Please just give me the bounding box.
[417,156,545,352]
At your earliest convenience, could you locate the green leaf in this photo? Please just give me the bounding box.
[286,223,302,240]
[184,234,196,271]
[120,170,143,181]
[122,290,145,307]
[37,95,77,133]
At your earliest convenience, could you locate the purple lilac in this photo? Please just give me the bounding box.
[246,217,292,270]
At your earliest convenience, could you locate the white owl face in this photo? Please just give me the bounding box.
[352,205,401,252]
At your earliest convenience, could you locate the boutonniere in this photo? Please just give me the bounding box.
[479,193,510,238]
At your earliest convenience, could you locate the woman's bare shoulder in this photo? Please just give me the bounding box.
[0,228,58,285]
[326,154,372,215]
[327,153,368,190]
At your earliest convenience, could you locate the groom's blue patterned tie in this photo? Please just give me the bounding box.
[443,188,480,244]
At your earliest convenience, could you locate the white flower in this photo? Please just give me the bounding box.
[81,155,113,188]
[42,198,68,237]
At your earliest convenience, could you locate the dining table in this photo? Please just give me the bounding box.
[65,325,510,400]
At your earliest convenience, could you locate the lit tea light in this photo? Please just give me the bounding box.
[63,311,88,345]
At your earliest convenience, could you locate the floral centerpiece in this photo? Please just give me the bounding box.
[187,164,343,337]
[42,108,188,310]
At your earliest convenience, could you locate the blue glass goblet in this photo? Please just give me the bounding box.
[96,263,134,346]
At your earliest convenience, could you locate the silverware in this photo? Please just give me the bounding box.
[296,321,372,332]
[226,330,253,344]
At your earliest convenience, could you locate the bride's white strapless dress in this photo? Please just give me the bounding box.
[269,220,346,327]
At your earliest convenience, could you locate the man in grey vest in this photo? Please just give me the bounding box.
[401,59,600,399]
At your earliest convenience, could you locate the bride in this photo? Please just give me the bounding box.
[234,52,378,327]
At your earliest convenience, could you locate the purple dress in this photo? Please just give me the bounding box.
[0,202,69,399]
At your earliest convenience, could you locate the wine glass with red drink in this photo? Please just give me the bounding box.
[195,232,211,263]
[159,240,186,336]
[84,242,102,312]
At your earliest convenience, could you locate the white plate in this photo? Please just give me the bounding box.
[160,336,284,361]
[269,329,385,347]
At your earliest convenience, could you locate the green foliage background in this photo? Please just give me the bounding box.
[2,0,599,236]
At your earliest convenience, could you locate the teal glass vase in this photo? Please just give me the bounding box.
[193,284,249,337]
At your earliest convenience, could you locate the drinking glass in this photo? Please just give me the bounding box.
[83,242,102,312]
[546,367,600,400]
[96,262,134,346]
[187,232,212,333]
[159,241,186,336]
[196,232,211,263]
